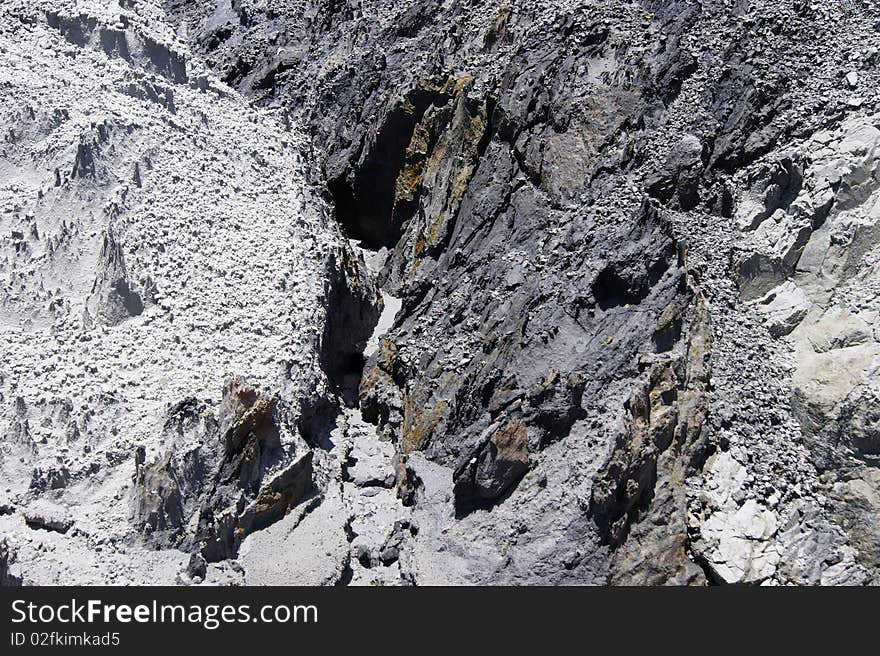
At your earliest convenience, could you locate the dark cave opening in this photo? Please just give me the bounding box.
[326,85,455,251]
[592,267,643,310]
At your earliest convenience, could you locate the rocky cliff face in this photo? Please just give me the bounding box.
[0,0,377,584]
[1,0,879,585]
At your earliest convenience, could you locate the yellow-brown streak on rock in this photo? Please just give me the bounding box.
[490,419,529,465]
[402,395,448,454]
[385,75,488,278]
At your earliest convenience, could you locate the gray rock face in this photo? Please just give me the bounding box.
[170,0,880,585]
[3,0,880,585]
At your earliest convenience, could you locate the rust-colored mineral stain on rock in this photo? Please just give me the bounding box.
[491,419,529,465]
[402,396,448,454]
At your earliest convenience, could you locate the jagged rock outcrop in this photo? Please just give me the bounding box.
[131,397,219,543]
[166,0,880,585]
[591,289,712,585]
